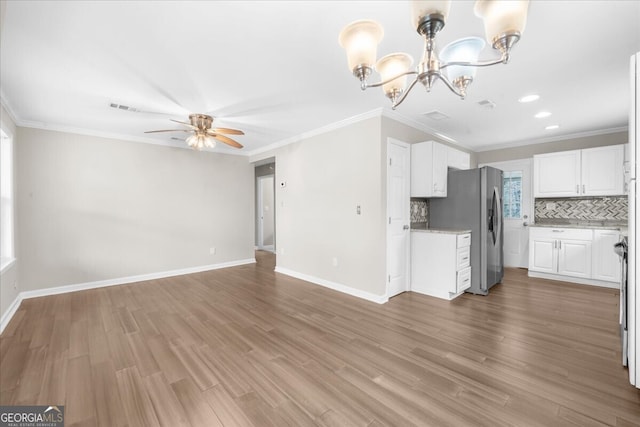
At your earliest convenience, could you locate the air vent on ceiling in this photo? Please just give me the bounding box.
[477,99,496,109]
[109,103,140,112]
[422,110,450,121]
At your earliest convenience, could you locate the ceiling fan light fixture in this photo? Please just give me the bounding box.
[186,133,217,151]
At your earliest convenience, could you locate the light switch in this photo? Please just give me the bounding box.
[357,205,361,215]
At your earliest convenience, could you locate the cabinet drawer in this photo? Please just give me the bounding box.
[456,246,470,270]
[457,267,472,293]
[457,233,471,248]
[529,227,593,241]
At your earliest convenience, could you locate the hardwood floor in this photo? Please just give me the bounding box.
[1,251,639,426]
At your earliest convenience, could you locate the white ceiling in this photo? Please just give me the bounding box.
[1,1,639,155]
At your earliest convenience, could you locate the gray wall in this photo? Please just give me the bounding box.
[16,127,255,294]
[476,131,627,164]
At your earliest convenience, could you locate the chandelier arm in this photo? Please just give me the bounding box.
[364,70,419,89]
[390,77,421,110]
[439,57,507,70]
[438,74,465,98]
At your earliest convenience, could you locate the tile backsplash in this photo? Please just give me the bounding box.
[535,196,627,224]
[410,198,429,227]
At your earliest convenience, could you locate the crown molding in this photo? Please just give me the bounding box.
[247,108,384,159]
[0,92,20,129]
[16,120,247,156]
[474,126,629,152]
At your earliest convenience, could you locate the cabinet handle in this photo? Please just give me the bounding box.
[582,184,585,194]
[576,184,579,194]
[558,240,562,249]
[434,183,437,191]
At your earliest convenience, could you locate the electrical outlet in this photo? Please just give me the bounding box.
[209,247,216,255]
[546,202,556,210]
[356,205,361,215]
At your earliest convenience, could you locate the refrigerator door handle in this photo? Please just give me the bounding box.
[491,186,501,246]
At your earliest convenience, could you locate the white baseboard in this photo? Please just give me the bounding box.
[527,271,619,289]
[274,266,388,304]
[0,294,22,335]
[0,258,256,334]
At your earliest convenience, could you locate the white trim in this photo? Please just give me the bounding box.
[527,270,619,289]
[0,258,255,334]
[247,109,384,159]
[474,127,628,152]
[0,92,19,127]
[0,293,22,335]
[0,257,16,275]
[274,266,388,304]
[16,120,248,157]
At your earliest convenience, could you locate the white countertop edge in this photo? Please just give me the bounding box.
[410,228,472,235]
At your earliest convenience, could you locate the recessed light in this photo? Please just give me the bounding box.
[518,94,540,103]
[545,125,560,130]
[535,111,552,118]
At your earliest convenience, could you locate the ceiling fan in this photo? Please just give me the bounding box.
[145,114,244,150]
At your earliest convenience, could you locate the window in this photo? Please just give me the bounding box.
[0,128,14,271]
[503,170,522,219]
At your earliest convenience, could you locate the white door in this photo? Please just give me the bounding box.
[482,160,532,268]
[387,138,410,298]
[257,175,275,251]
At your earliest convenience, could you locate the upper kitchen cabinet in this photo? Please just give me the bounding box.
[533,150,581,197]
[533,144,625,197]
[581,145,625,196]
[446,146,471,170]
[411,141,447,197]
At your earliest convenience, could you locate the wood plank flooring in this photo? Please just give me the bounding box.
[1,250,639,426]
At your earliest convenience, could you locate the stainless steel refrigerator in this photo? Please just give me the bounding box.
[429,166,504,295]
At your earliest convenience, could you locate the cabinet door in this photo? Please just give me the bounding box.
[557,239,592,278]
[447,146,470,170]
[533,150,581,197]
[410,142,433,197]
[592,230,621,282]
[432,142,448,197]
[581,145,624,196]
[529,238,557,274]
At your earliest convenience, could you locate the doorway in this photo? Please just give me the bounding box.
[386,138,411,298]
[257,174,275,252]
[481,159,533,268]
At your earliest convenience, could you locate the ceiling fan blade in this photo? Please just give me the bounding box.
[211,127,244,135]
[169,119,197,129]
[144,129,192,134]
[206,131,243,149]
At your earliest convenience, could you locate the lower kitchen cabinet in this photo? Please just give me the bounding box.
[592,229,622,282]
[411,230,471,300]
[528,226,619,287]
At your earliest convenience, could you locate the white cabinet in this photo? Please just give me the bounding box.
[581,145,625,196]
[529,227,592,278]
[528,227,622,286]
[533,145,625,197]
[411,231,471,300]
[557,239,592,279]
[534,150,581,197]
[411,141,447,197]
[446,146,471,170]
[592,230,621,282]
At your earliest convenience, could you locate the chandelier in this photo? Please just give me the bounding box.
[339,0,530,109]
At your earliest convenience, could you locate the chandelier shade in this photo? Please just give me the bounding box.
[474,0,529,49]
[186,133,217,151]
[376,53,414,101]
[338,20,384,74]
[339,0,530,109]
[440,37,486,83]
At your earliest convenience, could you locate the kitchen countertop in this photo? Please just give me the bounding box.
[411,228,471,235]
[529,223,625,230]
